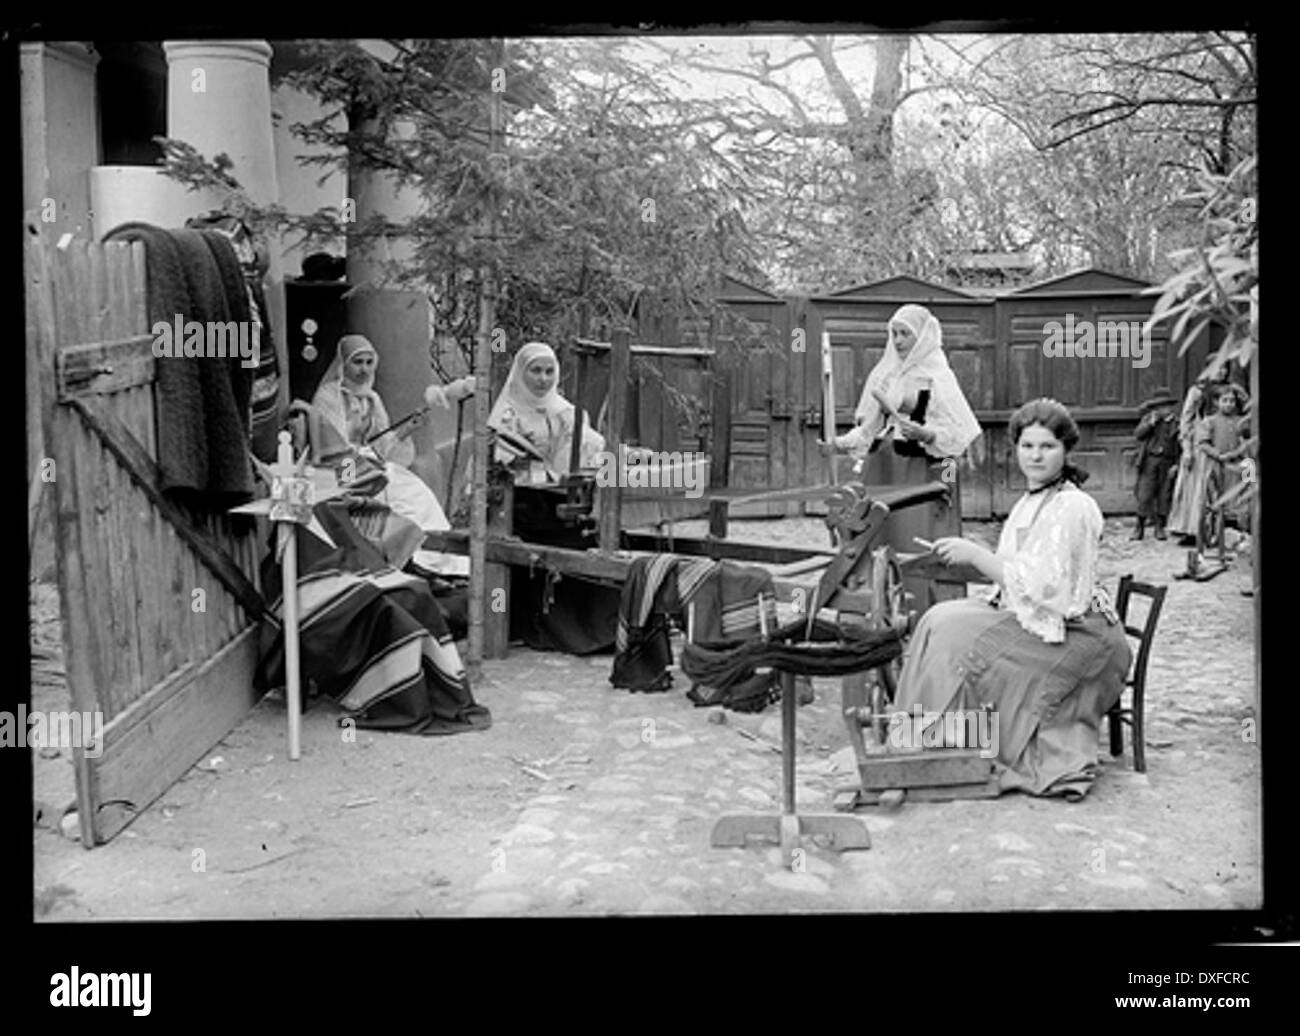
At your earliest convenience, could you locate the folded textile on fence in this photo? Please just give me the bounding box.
[610,554,780,702]
[255,501,490,736]
[103,221,255,506]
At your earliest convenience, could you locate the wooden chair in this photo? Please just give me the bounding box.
[1107,575,1167,772]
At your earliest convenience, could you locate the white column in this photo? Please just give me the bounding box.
[163,39,287,414]
[348,116,456,496]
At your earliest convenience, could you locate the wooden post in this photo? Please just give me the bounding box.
[483,478,512,659]
[274,433,302,761]
[599,325,629,551]
[468,37,504,675]
[708,497,730,540]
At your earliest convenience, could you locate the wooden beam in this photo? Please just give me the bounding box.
[66,396,266,619]
[423,529,874,611]
[573,337,715,360]
[621,531,835,565]
[598,326,629,551]
[56,332,156,400]
[483,479,513,658]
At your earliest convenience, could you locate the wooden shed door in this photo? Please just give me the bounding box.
[28,236,266,846]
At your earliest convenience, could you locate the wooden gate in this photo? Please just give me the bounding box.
[714,269,1218,519]
[27,236,266,847]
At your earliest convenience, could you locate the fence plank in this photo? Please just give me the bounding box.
[56,334,155,398]
[29,236,98,846]
[93,627,261,844]
[66,397,266,621]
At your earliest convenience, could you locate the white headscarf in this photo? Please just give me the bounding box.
[488,342,605,473]
[852,304,983,458]
[311,334,399,456]
[489,342,568,428]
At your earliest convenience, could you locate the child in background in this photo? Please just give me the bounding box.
[1132,386,1181,540]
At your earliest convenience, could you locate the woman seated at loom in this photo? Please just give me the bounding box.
[894,397,1132,800]
[485,341,620,654]
[311,333,473,578]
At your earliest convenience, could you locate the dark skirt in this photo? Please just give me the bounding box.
[894,597,1131,799]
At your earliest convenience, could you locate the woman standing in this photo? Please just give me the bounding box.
[893,398,1132,800]
[827,304,983,610]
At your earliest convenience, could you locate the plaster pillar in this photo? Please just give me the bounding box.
[347,116,460,498]
[162,39,288,414]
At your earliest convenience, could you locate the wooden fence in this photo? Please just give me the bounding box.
[27,235,266,846]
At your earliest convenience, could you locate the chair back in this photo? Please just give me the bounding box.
[1115,575,1167,682]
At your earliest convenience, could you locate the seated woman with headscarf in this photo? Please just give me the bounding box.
[893,398,1132,800]
[827,304,983,611]
[486,342,619,654]
[311,334,473,578]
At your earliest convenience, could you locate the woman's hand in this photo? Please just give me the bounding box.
[931,536,984,567]
[816,438,841,456]
[397,410,429,440]
[895,417,935,444]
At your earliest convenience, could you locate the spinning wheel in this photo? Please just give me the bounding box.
[868,546,908,744]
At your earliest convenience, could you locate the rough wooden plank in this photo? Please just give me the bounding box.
[175,496,211,669]
[708,497,729,539]
[67,396,266,620]
[573,337,715,359]
[854,749,994,790]
[845,778,1001,806]
[91,626,261,844]
[155,508,186,681]
[56,333,155,399]
[483,479,513,659]
[621,532,834,565]
[102,432,145,713]
[598,327,629,551]
[29,236,97,847]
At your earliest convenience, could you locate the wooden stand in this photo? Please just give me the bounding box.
[711,671,871,867]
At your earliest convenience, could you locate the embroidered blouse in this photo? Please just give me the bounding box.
[491,400,605,476]
[990,483,1115,644]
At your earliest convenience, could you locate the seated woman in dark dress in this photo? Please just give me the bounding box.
[893,397,1132,800]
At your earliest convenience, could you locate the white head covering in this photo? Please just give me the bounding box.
[489,342,569,428]
[310,334,392,452]
[852,304,983,457]
[487,342,607,474]
[322,333,379,396]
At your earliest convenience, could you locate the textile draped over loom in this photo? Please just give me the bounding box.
[610,554,782,709]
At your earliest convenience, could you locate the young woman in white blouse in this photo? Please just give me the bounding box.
[894,397,1132,800]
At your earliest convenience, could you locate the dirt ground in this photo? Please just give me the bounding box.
[31,516,1261,918]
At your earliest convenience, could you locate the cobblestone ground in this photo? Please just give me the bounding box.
[32,518,1260,918]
